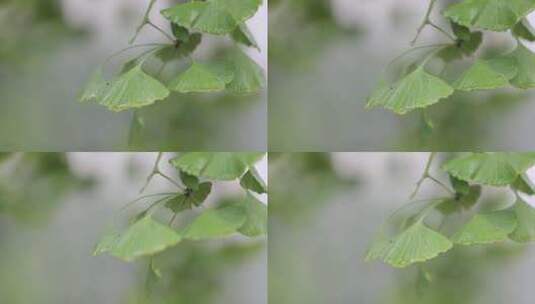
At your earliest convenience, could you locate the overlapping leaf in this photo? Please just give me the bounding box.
[232,24,260,50]
[443,153,535,186]
[513,19,535,41]
[503,43,535,89]
[79,67,110,103]
[183,205,246,240]
[236,194,267,237]
[240,168,267,194]
[366,67,454,115]
[366,220,452,268]
[98,65,170,112]
[510,199,535,242]
[452,209,517,245]
[444,0,535,31]
[170,152,265,180]
[165,182,212,213]
[161,0,262,35]
[454,58,517,91]
[168,61,234,93]
[512,174,535,195]
[225,48,266,94]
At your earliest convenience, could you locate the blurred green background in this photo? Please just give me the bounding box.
[0,153,266,304]
[269,0,535,151]
[269,153,535,304]
[0,0,267,151]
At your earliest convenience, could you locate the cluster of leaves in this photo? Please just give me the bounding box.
[79,0,265,112]
[366,152,535,268]
[93,152,267,264]
[366,0,535,117]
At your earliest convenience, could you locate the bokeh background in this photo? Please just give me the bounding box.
[0,0,267,151]
[269,153,535,304]
[269,0,535,151]
[0,153,267,304]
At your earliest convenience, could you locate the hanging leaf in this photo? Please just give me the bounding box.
[79,68,110,103]
[171,23,190,42]
[232,23,261,51]
[366,220,452,268]
[183,205,246,240]
[452,209,517,245]
[442,153,535,186]
[165,182,212,213]
[453,58,517,91]
[240,167,267,194]
[170,152,265,181]
[513,19,535,41]
[98,65,170,112]
[511,174,535,195]
[109,216,182,262]
[443,0,535,32]
[168,61,234,93]
[236,194,267,237]
[155,34,202,62]
[509,199,535,242]
[93,230,121,256]
[161,0,262,35]
[366,67,454,115]
[225,48,266,94]
[450,22,483,56]
[503,43,535,89]
[180,171,200,190]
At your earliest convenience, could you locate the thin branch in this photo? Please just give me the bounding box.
[130,0,159,45]
[410,152,437,199]
[427,175,455,195]
[147,20,175,43]
[140,152,164,193]
[411,0,437,46]
[427,21,456,42]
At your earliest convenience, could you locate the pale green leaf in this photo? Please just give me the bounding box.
[79,67,110,103]
[93,230,120,256]
[240,167,267,194]
[161,0,262,35]
[443,153,535,186]
[512,174,535,195]
[366,67,454,115]
[110,216,182,262]
[444,0,535,31]
[237,194,267,237]
[99,65,169,112]
[452,210,517,245]
[454,58,517,91]
[170,152,265,180]
[225,49,266,94]
[510,199,535,242]
[168,61,233,93]
[183,205,246,240]
[232,23,260,50]
[504,43,535,89]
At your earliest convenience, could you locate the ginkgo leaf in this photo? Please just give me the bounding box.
[183,205,246,240]
[512,174,535,195]
[93,230,120,256]
[504,43,535,89]
[510,199,535,242]
[443,0,535,32]
[452,209,517,245]
[225,49,266,94]
[170,152,265,181]
[240,167,267,194]
[79,68,110,103]
[454,58,517,91]
[161,0,262,35]
[180,170,200,190]
[513,19,535,41]
[370,220,452,268]
[168,62,233,93]
[366,67,454,115]
[110,216,182,262]
[99,65,170,112]
[165,182,212,213]
[443,153,535,186]
[236,194,267,237]
[232,23,260,51]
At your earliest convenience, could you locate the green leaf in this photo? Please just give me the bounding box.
[171,23,190,42]
[237,194,267,237]
[110,216,182,262]
[452,209,517,245]
[155,34,202,62]
[510,199,535,242]
[183,205,246,240]
[79,67,110,103]
[170,152,265,180]
[165,182,212,213]
[504,43,535,89]
[443,153,535,186]
[98,65,170,112]
[513,19,535,41]
[512,174,535,195]
[366,67,454,115]
[161,0,262,35]
[232,23,260,50]
[453,58,517,91]
[225,49,266,94]
[93,230,120,256]
[449,174,470,196]
[168,61,233,93]
[240,167,267,194]
[443,0,535,31]
[180,171,200,190]
[450,22,483,56]
[366,220,452,268]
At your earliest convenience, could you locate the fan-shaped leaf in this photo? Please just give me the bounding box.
[510,199,535,242]
[240,167,267,194]
[454,58,517,91]
[513,19,535,41]
[169,62,233,93]
[183,205,246,240]
[180,171,200,190]
[93,230,120,256]
[237,194,267,237]
[504,43,535,89]
[232,23,260,50]
[444,0,535,31]
[170,152,265,181]
[443,153,535,186]
[79,68,110,103]
[99,65,169,112]
[110,216,182,262]
[161,0,262,35]
[366,67,454,115]
[165,182,212,213]
[225,49,266,94]
[452,210,517,245]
